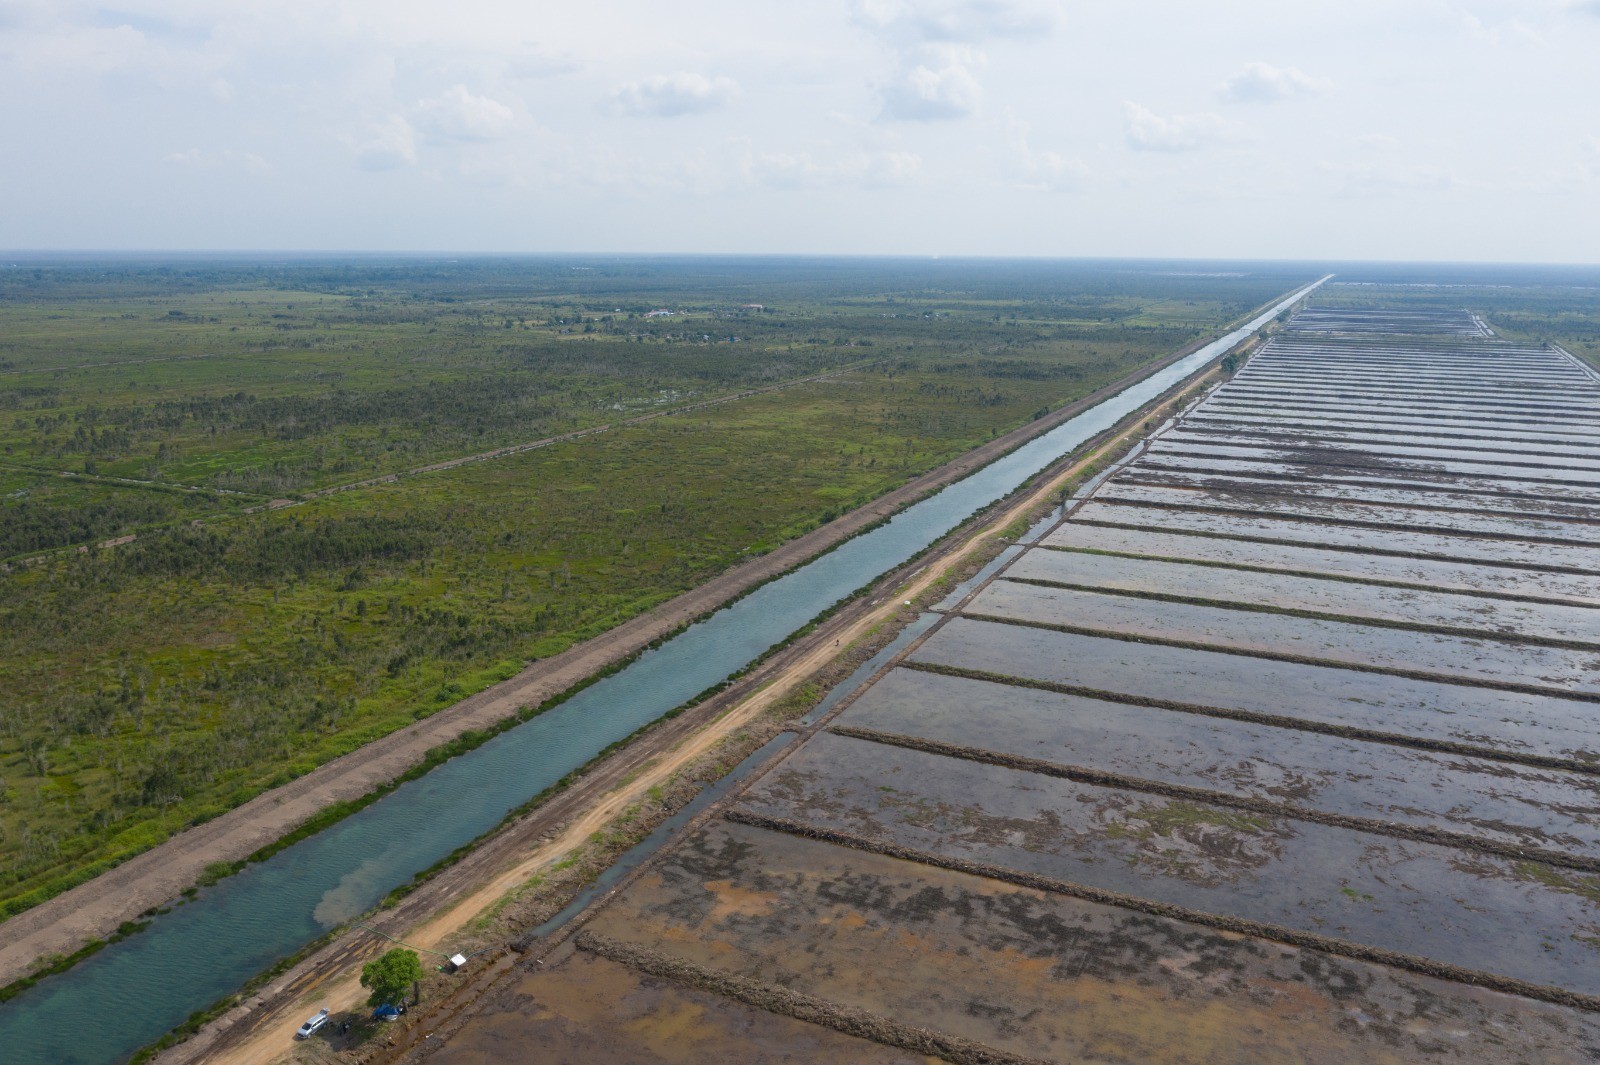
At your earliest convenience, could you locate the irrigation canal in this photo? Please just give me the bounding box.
[0,278,1324,1065]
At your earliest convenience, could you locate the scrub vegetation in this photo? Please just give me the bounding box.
[0,255,1307,918]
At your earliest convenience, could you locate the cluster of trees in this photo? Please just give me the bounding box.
[362,948,422,1007]
[48,515,436,585]
[0,385,62,411]
[0,494,178,558]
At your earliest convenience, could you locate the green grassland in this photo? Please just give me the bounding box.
[0,256,1309,917]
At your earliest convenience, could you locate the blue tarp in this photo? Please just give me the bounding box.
[373,1004,401,1019]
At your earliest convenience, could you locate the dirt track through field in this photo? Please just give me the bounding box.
[0,324,1236,989]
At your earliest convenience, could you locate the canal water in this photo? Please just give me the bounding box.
[0,279,1324,1065]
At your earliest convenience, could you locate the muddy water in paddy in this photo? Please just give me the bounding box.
[1043,526,1600,605]
[910,618,1600,764]
[1199,403,1600,438]
[1127,456,1600,504]
[1216,385,1597,415]
[736,734,1600,993]
[1099,472,1600,521]
[837,668,1600,856]
[1178,425,1600,460]
[1071,500,1600,572]
[1088,487,1600,552]
[1143,442,1600,488]
[963,582,1600,694]
[1159,432,1600,471]
[1004,550,1598,644]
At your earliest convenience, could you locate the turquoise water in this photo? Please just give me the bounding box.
[0,279,1323,1064]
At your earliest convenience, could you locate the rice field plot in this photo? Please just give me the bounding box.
[736,732,1600,993]
[1094,482,1600,542]
[833,668,1600,855]
[1044,523,1600,604]
[962,580,1600,693]
[1003,550,1596,644]
[909,619,1600,765]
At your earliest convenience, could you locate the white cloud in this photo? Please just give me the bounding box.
[1323,160,1456,197]
[744,148,922,190]
[879,44,983,120]
[853,0,1060,43]
[352,115,417,171]
[1007,117,1089,191]
[414,85,516,142]
[859,2,1054,122]
[1220,62,1328,104]
[1456,9,1544,45]
[610,72,739,118]
[864,149,924,186]
[163,147,268,171]
[6,1,1600,258]
[1122,102,1244,152]
[1030,151,1089,191]
[504,47,581,79]
[1352,133,1401,151]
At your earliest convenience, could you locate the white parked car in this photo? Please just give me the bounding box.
[295,1008,330,1039]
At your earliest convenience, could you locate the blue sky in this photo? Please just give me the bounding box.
[3,0,1598,260]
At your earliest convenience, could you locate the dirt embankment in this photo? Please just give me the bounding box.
[0,305,1264,989]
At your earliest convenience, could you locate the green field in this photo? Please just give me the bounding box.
[0,256,1313,917]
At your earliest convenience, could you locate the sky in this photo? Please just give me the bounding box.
[2,0,1599,261]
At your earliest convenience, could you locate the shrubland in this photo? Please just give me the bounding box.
[0,255,1310,915]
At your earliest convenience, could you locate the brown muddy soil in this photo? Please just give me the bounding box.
[575,821,1600,1064]
[422,950,941,1065]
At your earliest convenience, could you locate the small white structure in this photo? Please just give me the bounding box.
[448,953,469,972]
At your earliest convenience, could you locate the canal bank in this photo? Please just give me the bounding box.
[0,278,1327,1065]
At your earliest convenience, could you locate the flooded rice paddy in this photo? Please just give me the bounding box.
[1045,523,1600,604]
[426,303,1600,1063]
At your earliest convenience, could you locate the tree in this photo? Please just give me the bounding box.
[361,948,423,1007]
